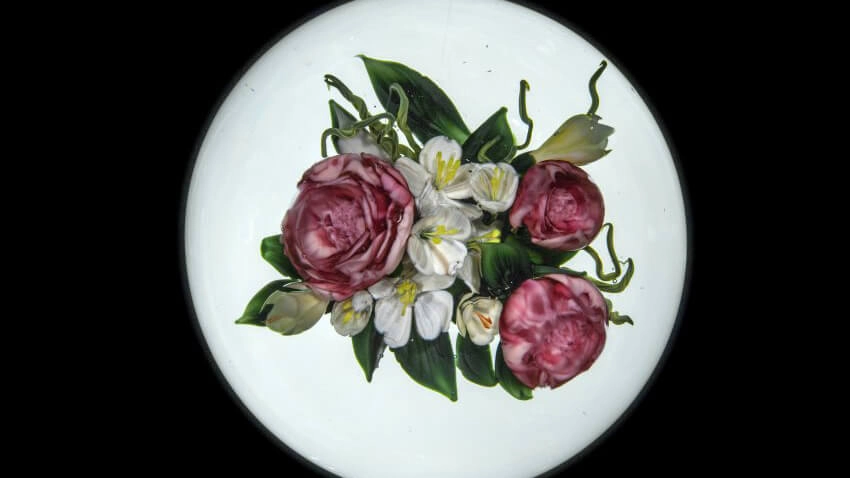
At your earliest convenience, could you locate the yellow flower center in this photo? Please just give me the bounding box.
[434,151,461,190]
[396,279,418,316]
[489,167,504,200]
[340,299,355,324]
[422,224,460,244]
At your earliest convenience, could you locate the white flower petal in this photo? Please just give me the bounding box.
[412,237,467,276]
[414,272,456,292]
[414,291,453,340]
[406,236,436,275]
[394,156,429,197]
[419,136,463,177]
[447,198,483,220]
[455,292,474,338]
[337,132,390,160]
[442,163,477,199]
[374,296,412,348]
[368,277,399,299]
[458,250,480,293]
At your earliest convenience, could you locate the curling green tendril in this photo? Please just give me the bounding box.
[320,112,396,157]
[516,79,534,150]
[583,223,622,281]
[587,60,607,116]
[530,220,634,293]
[532,259,633,293]
[388,83,421,156]
[324,74,371,121]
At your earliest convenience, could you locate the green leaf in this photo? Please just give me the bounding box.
[510,151,535,175]
[479,241,532,299]
[260,235,302,280]
[504,233,578,267]
[235,280,292,326]
[352,311,386,382]
[495,344,533,400]
[444,278,471,309]
[359,55,470,144]
[329,99,358,154]
[461,107,516,163]
[605,298,634,326]
[394,331,458,401]
[456,334,497,387]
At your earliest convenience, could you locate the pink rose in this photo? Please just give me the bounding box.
[282,153,415,301]
[500,274,607,389]
[508,160,604,251]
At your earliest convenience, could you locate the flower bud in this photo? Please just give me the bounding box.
[456,293,502,346]
[263,284,329,335]
[530,114,613,166]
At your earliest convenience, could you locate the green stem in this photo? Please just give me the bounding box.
[587,60,608,116]
[516,79,534,150]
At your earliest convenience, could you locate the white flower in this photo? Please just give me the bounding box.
[394,136,482,219]
[330,290,373,336]
[407,207,472,276]
[369,273,455,348]
[456,293,502,346]
[469,163,519,213]
[263,283,330,335]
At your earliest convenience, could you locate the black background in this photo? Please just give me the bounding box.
[146,1,747,475]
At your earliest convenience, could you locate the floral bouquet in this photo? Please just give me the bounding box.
[236,56,634,401]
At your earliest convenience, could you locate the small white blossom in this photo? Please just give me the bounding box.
[369,273,456,348]
[330,290,373,336]
[469,163,519,213]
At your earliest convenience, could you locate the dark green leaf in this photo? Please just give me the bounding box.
[394,331,458,401]
[444,278,471,309]
[359,55,470,144]
[260,235,302,280]
[604,298,634,326]
[235,280,292,326]
[510,151,535,175]
[456,334,497,387]
[352,312,386,382]
[461,107,516,163]
[329,99,358,154]
[495,344,533,400]
[479,241,532,300]
[504,233,578,267]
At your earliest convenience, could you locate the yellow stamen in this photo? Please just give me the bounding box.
[423,224,460,244]
[474,311,493,329]
[396,279,418,316]
[472,228,501,244]
[489,168,504,200]
[340,300,355,323]
[434,151,461,189]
